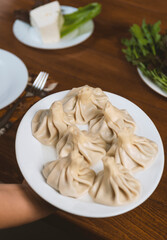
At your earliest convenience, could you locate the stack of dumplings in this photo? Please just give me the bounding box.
[31,85,158,206]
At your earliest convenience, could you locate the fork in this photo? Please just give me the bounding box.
[0,71,49,129]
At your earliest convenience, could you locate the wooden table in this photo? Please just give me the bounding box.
[0,0,166,239]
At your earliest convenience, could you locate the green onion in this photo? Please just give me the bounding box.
[61,3,101,37]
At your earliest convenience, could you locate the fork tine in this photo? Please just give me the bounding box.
[32,72,43,87]
[40,73,49,89]
[0,71,50,130]
[37,72,48,89]
[33,72,49,90]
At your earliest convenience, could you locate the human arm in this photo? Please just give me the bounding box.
[0,182,55,229]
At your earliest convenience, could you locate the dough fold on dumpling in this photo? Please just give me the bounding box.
[89,113,115,144]
[32,101,71,146]
[56,125,107,165]
[61,85,109,124]
[107,129,158,172]
[89,156,141,206]
[104,101,136,134]
[89,101,136,143]
[31,109,57,145]
[42,149,95,198]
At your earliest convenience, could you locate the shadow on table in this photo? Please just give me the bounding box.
[0,214,101,240]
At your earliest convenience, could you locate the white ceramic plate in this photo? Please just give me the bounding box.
[13,6,94,50]
[15,91,164,218]
[137,68,167,98]
[0,49,28,109]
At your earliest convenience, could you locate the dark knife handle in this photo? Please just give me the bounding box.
[0,95,26,129]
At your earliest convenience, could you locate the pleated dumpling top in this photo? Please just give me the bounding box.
[31,101,73,146]
[89,101,136,143]
[61,85,109,124]
[89,156,141,206]
[56,125,107,165]
[107,128,158,172]
[103,101,136,134]
[42,149,96,198]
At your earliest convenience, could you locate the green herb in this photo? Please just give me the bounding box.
[61,3,101,37]
[122,20,167,92]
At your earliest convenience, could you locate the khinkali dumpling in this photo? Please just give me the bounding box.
[104,102,136,134]
[56,125,107,165]
[107,129,158,172]
[42,149,95,198]
[89,113,115,144]
[89,101,136,143]
[61,85,109,124]
[32,101,71,146]
[89,156,141,206]
[61,86,83,112]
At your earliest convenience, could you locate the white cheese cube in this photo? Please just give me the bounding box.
[30,1,64,43]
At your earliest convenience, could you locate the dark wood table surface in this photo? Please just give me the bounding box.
[0,0,167,239]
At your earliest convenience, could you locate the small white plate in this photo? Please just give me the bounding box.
[15,91,164,218]
[13,6,94,50]
[0,49,28,109]
[137,68,167,98]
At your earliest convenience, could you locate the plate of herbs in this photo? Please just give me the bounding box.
[122,20,167,97]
